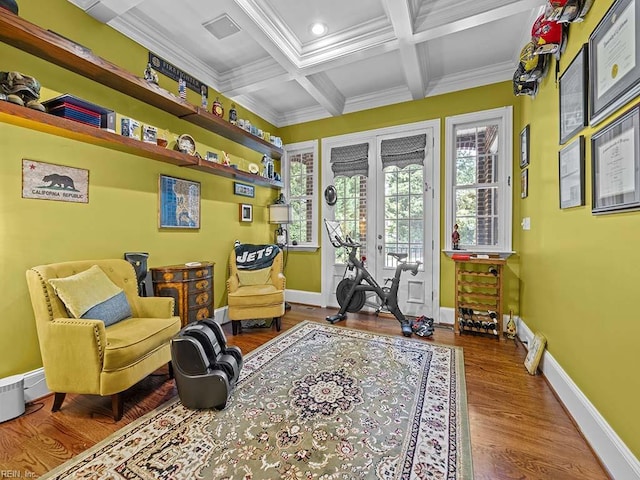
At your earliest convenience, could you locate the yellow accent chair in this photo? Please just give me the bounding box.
[26,259,181,420]
[226,249,285,335]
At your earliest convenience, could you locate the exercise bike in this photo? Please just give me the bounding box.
[324,219,421,337]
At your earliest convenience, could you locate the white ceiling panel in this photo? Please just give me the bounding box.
[68,0,546,126]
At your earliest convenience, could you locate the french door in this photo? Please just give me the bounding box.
[322,120,440,321]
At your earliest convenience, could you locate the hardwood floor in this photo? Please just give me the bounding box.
[0,304,610,479]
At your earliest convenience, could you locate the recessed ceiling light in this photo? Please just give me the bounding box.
[310,22,328,36]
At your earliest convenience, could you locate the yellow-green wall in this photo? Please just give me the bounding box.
[0,0,279,378]
[280,83,521,312]
[518,0,640,457]
[3,0,639,462]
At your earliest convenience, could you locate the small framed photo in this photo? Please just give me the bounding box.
[524,332,547,375]
[559,44,588,145]
[521,169,529,199]
[240,203,253,222]
[234,182,255,198]
[559,136,585,209]
[520,125,530,169]
[591,106,640,214]
[589,0,640,126]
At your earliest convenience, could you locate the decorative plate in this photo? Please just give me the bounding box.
[176,134,196,155]
[248,163,259,174]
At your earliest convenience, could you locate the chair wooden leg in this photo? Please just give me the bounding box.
[232,320,241,335]
[168,361,174,379]
[52,392,66,412]
[274,317,281,332]
[112,393,123,421]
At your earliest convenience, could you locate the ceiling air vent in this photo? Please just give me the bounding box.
[204,14,241,40]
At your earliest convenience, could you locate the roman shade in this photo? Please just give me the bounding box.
[380,134,427,169]
[330,143,369,178]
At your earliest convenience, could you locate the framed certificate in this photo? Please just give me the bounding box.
[520,124,530,169]
[589,0,640,126]
[591,106,640,214]
[559,45,588,144]
[558,136,585,209]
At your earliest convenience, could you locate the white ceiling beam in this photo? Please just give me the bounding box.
[296,72,345,117]
[383,0,426,100]
[414,0,545,43]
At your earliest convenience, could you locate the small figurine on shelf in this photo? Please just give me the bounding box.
[221,151,231,166]
[143,63,159,85]
[452,223,460,250]
[229,103,237,125]
[212,97,224,118]
[200,85,208,109]
[178,77,187,99]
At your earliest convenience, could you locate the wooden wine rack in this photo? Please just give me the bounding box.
[453,257,506,338]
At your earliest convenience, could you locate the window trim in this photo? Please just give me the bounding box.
[444,106,513,256]
[283,139,319,251]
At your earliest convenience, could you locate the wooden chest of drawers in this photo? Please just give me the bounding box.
[150,262,214,327]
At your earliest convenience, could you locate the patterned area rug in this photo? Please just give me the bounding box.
[44,321,472,479]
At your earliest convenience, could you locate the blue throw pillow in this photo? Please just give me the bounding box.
[48,265,132,326]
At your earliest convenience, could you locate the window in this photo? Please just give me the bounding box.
[445,107,512,254]
[383,164,424,266]
[283,140,318,250]
[333,175,367,264]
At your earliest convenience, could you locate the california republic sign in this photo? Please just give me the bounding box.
[22,159,89,203]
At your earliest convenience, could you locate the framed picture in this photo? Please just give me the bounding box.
[520,125,530,169]
[559,44,588,144]
[234,181,255,198]
[521,168,529,199]
[158,175,200,228]
[591,106,640,214]
[589,0,640,126]
[524,332,547,375]
[559,136,586,209]
[240,203,253,222]
[22,159,89,203]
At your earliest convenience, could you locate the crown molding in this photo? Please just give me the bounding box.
[108,12,223,90]
[218,58,291,97]
[425,61,514,97]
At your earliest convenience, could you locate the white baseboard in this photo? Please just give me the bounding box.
[518,319,640,480]
[23,368,49,403]
[286,289,323,307]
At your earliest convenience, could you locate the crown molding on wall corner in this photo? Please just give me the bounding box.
[426,61,514,98]
[108,13,223,91]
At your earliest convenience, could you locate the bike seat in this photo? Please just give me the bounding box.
[387,252,408,262]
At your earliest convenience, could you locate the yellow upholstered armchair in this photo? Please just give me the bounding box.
[25,259,181,420]
[226,245,285,335]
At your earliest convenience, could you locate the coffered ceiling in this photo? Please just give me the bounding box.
[68,0,545,127]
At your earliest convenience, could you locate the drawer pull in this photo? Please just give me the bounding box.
[195,269,207,277]
[195,280,209,289]
[195,293,209,304]
[196,308,209,320]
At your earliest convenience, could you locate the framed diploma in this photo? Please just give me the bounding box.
[520,124,530,169]
[591,106,640,214]
[589,0,640,126]
[558,136,585,209]
[559,45,588,145]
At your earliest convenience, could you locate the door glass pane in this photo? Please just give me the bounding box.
[383,165,423,267]
[333,176,367,264]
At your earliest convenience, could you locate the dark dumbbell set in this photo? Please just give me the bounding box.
[458,308,499,338]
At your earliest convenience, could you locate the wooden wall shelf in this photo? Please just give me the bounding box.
[0,101,197,167]
[1,102,284,188]
[0,8,284,161]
